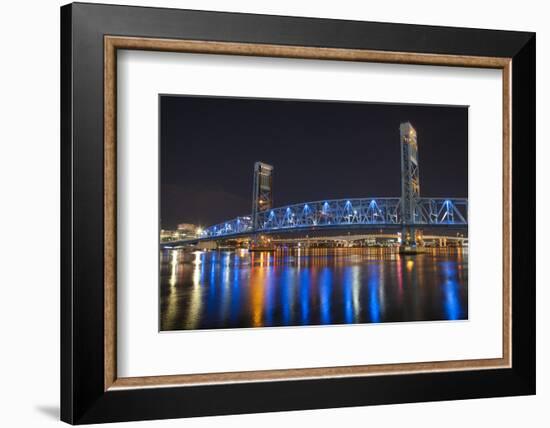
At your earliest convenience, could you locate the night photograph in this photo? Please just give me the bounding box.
[159,95,469,331]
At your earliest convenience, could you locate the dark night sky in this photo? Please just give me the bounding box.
[160,95,468,229]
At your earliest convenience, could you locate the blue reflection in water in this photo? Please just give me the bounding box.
[343,267,354,324]
[319,268,333,324]
[206,253,218,321]
[200,252,206,280]
[368,264,381,323]
[219,252,231,323]
[209,251,217,292]
[263,265,276,326]
[229,254,242,325]
[280,268,294,325]
[299,268,311,325]
[441,261,461,320]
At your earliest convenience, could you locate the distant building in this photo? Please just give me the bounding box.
[160,229,179,242]
[160,223,201,242]
[177,223,198,234]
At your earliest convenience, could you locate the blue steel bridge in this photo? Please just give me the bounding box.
[199,197,467,238]
[169,122,467,247]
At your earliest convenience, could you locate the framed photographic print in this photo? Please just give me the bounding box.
[61,2,535,424]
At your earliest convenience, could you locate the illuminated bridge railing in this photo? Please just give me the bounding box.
[198,197,467,240]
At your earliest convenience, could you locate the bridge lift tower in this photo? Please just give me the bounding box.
[400,122,420,248]
[251,161,274,230]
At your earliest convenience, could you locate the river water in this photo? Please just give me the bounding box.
[160,247,468,331]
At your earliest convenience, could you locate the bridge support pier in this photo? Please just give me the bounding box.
[400,226,423,254]
[401,226,417,247]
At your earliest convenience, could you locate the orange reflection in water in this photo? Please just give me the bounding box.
[250,253,267,327]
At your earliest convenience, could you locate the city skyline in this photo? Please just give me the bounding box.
[160,95,468,229]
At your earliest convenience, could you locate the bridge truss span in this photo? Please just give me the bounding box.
[415,198,468,226]
[199,196,467,240]
[256,198,401,231]
[201,215,254,238]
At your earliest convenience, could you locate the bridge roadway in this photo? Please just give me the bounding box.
[162,231,467,248]
[271,234,468,244]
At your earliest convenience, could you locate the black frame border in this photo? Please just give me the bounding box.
[61,2,535,424]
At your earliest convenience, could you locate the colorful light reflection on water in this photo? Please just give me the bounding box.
[160,248,468,331]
